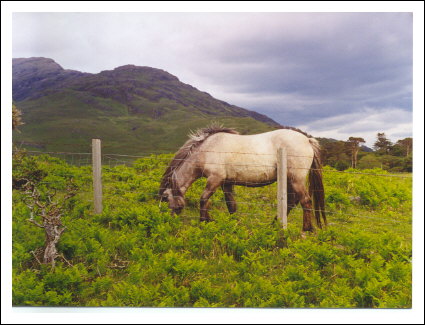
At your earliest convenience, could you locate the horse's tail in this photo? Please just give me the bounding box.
[308,138,327,228]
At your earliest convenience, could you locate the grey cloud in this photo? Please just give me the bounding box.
[299,107,412,146]
[391,132,413,139]
[190,13,412,128]
[12,12,413,143]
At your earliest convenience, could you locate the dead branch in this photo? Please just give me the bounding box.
[27,217,44,228]
[30,250,42,266]
[59,253,73,267]
[22,178,77,267]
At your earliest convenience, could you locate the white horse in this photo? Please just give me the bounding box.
[159,125,326,231]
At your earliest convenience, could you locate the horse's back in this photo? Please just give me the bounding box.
[202,129,313,156]
[198,129,314,182]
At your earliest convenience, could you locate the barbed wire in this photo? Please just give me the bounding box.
[23,150,91,156]
[102,153,412,178]
[14,149,413,179]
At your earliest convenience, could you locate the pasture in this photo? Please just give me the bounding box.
[12,153,412,307]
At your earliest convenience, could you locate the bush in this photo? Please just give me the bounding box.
[334,160,350,171]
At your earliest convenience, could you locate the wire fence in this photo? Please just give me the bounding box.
[13,144,412,231]
[23,150,93,166]
[15,148,413,178]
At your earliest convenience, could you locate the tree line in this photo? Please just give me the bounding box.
[318,133,412,172]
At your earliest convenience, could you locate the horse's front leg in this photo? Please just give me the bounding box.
[222,182,237,214]
[200,176,222,222]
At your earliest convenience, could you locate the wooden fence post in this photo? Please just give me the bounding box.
[92,139,102,214]
[277,147,288,229]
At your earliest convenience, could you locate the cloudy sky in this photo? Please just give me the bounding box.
[12,11,414,146]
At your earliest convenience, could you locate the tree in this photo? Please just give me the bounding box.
[394,137,413,157]
[318,138,351,168]
[23,179,77,266]
[374,133,392,154]
[402,154,412,172]
[347,137,365,168]
[334,160,350,171]
[357,153,382,169]
[13,154,78,267]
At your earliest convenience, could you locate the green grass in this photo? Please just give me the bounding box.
[14,95,275,155]
[12,154,412,307]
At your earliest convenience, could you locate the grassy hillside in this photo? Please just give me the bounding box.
[12,153,412,307]
[14,92,274,154]
[13,58,279,154]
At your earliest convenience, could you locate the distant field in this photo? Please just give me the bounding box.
[12,154,412,307]
[13,110,274,155]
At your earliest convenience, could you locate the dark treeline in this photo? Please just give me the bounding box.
[318,133,412,172]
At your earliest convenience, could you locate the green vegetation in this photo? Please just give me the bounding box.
[13,100,274,155]
[319,134,412,172]
[12,153,412,307]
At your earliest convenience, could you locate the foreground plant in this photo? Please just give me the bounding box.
[23,179,78,267]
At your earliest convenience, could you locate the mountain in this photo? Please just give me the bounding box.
[360,145,374,152]
[12,57,280,155]
[12,57,87,101]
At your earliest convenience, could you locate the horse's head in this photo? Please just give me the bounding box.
[160,188,186,215]
[159,135,201,215]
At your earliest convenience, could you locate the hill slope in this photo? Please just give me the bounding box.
[12,58,280,154]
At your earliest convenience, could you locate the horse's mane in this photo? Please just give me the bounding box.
[275,125,313,138]
[159,124,239,197]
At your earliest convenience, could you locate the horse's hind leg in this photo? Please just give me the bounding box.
[287,181,299,216]
[222,182,237,214]
[291,180,314,232]
[200,176,222,222]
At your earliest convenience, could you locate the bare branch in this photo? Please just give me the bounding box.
[34,201,45,209]
[59,254,73,267]
[58,226,67,236]
[47,188,57,204]
[27,212,44,228]
[27,218,44,228]
[30,250,42,265]
[19,175,78,268]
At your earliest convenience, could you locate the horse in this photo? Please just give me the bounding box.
[159,124,326,231]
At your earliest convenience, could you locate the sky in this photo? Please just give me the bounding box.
[11,11,415,147]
